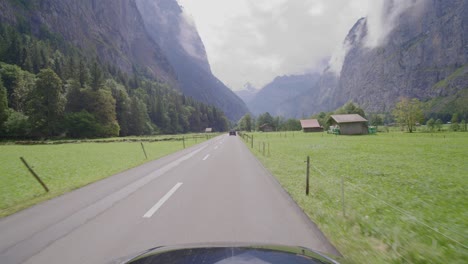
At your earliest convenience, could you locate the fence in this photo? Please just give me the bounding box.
[239,131,467,261]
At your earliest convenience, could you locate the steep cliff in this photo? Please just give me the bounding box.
[0,0,177,85]
[331,0,468,113]
[1,0,248,121]
[135,0,248,120]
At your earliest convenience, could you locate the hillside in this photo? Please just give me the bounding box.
[250,0,467,119]
[248,73,320,118]
[0,0,247,121]
[135,0,248,121]
[234,83,258,105]
[0,0,233,138]
[326,0,468,117]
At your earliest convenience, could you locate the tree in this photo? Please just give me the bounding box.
[256,112,274,130]
[281,118,301,131]
[369,114,384,130]
[128,97,152,136]
[65,110,99,138]
[435,119,443,131]
[426,118,435,131]
[336,101,366,118]
[0,77,9,132]
[460,120,467,132]
[90,61,103,91]
[450,113,460,131]
[239,114,253,131]
[392,97,424,133]
[28,69,65,137]
[2,110,30,138]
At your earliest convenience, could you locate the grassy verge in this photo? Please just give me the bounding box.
[240,131,467,263]
[0,134,213,218]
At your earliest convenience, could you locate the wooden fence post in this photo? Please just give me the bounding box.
[306,156,310,195]
[341,176,346,217]
[20,157,49,192]
[140,142,148,159]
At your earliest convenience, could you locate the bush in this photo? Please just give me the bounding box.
[65,111,99,138]
[2,110,31,137]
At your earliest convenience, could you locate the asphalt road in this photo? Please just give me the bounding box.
[0,135,339,263]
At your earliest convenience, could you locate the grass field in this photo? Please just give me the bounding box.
[0,134,211,218]
[241,131,467,263]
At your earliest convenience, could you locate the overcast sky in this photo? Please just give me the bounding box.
[177,0,382,91]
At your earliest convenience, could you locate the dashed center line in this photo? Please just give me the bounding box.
[214,146,219,150]
[202,154,210,161]
[143,182,183,218]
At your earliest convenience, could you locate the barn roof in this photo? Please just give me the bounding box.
[331,114,367,123]
[300,119,321,128]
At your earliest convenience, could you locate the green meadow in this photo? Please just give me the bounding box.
[242,131,467,263]
[0,134,210,217]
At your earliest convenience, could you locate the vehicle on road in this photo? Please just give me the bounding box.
[118,244,339,264]
[229,130,237,136]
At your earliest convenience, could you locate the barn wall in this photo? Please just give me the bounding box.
[304,128,323,133]
[340,123,368,135]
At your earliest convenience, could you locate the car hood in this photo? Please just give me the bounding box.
[113,243,340,264]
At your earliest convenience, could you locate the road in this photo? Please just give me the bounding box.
[0,135,339,263]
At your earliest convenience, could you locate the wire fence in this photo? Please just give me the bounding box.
[239,131,467,261]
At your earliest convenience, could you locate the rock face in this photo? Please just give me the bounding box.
[0,0,248,120]
[135,0,248,120]
[248,74,321,118]
[329,0,468,113]
[0,0,177,85]
[249,0,467,118]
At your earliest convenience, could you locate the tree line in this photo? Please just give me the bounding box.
[0,24,228,139]
[236,100,467,133]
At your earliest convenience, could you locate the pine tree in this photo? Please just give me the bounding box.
[28,69,65,137]
[0,75,9,131]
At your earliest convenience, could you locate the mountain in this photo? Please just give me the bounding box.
[234,83,258,104]
[135,0,248,121]
[0,0,248,121]
[248,73,320,118]
[324,0,468,115]
[0,0,178,86]
[253,0,467,119]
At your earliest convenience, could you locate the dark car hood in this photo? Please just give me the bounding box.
[114,243,340,264]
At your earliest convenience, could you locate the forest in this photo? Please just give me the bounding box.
[0,24,229,139]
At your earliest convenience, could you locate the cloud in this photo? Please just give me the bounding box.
[178,12,207,62]
[177,0,383,90]
[365,0,427,48]
[327,0,428,76]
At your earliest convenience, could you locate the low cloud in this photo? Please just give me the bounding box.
[365,0,427,48]
[178,0,409,90]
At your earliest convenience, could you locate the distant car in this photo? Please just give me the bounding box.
[229,130,236,136]
[118,244,340,264]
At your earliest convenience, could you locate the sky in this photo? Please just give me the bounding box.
[176,0,383,91]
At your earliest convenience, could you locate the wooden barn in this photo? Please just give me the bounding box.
[259,123,273,132]
[330,114,368,135]
[300,119,323,132]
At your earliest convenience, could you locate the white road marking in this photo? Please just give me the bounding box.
[214,146,219,150]
[143,182,183,218]
[202,154,210,161]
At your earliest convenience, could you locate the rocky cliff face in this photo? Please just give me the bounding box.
[1,0,248,121]
[0,0,177,85]
[135,0,248,120]
[330,0,468,113]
